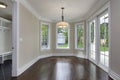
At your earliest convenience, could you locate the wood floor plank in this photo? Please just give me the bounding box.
[11,57,113,80]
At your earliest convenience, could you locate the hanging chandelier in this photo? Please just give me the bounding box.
[56,7,69,28]
[0,1,7,8]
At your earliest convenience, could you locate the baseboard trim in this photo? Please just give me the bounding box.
[109,69,120,80]
[17,54,52,76]
[52,53,75,57]
[52,53,87,59]
[75,54,87,59]
[17,56,39,76]
[17,53,86,76]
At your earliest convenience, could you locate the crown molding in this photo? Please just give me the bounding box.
[15,0,53,22]
[39,17,53,22]
[12,0,85,23]
[18,0,39,18]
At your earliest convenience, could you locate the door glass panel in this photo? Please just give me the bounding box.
[89,20,96,60]
[99,13,109,67]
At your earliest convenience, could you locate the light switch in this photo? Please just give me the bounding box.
[20,38,23,42]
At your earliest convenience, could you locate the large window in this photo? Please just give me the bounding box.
[41,23,50,49]
[56,27,69,49]
[75,23,84,49]
[99,12,109,67]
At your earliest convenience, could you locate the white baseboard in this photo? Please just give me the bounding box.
[17,54,52,76]
[52,53,87,59]
[109,69,120,80]
[17,53,86,76]
[52,53,75,57]
[98,64,108,72]
[17,56,40,76]
[75,54,87,59]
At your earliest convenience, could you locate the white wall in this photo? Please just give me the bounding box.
[110,0,120,76]
[18,3,39,68]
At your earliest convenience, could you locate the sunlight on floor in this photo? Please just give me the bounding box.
[55,61,71,80]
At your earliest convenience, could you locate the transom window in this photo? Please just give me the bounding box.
[75,23,84,49]
[56,27,69,49]
[41,23,50,49]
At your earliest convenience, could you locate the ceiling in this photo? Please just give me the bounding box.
[0,0,108,22]
[26,0,99,22]
[0,0,12,20]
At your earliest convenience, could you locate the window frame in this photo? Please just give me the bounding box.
[56,25,70,49]
[98,10,109,67]
[88,19,97,62]
[40,22,50,50]
[75,22,85,50]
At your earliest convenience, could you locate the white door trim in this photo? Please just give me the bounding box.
[12,0,20,77]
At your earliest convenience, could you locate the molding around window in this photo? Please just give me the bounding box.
[75,22,85,50]
[40,22,51,50]
[56,25,70,49]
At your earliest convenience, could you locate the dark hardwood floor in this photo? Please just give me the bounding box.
[12,57,113,80]
[0,57,113,80]
[0,60,12,80]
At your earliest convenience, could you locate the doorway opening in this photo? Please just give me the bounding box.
[88,8,110,72]
[98,11,109,69]
[0,0,13,79]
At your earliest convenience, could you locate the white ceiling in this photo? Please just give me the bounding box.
[0,0,108,22]
[0,0,12,20]
[26,0,99,22]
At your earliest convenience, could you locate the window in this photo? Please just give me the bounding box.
[41,23,50,49]
[75,23,84,49]
[89,20,96,60]
[56,26,69,49]
[99,12,109,67]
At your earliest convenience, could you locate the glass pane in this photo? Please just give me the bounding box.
[100,54,105,64]
[89,20,96,60]
[41,24,49,49]
[99,13,109,66]
[77,24,84,49]
[2,21,10,27]
[105,55,109,67]
[57,27,69,48]
[90,51,96,60]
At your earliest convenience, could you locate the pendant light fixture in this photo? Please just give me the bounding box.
[0,1,7,8]
[56,7,69,28]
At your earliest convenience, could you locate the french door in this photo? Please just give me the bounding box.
[88,10,110,72]
[98,11,109,70]
[89,20,96,63]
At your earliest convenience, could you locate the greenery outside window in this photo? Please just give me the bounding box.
[89,20,96,60]
[41,23,50,49]
[99,12,109,67]
[56,26,69,49]
[75,23,84,49]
